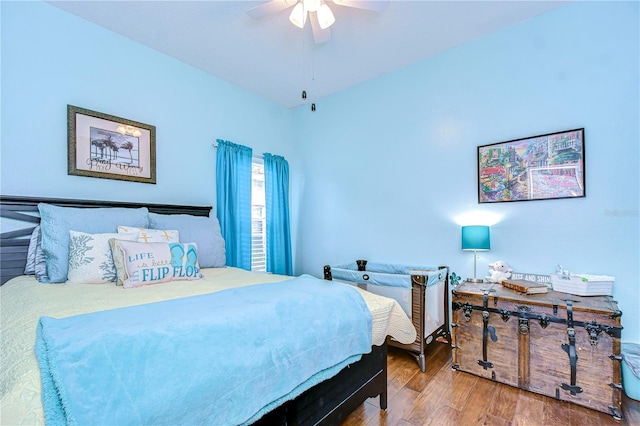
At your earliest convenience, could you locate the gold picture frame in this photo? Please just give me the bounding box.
[67,105,156,184]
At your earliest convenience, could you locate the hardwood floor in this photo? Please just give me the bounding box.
[342,343,640,426]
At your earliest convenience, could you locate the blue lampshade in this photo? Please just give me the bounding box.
[461,225,490,251]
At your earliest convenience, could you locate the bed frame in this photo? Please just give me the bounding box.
[0,195,387,425]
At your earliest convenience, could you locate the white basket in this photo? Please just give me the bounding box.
[550,274,614,296]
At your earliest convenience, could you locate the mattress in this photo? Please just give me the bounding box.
[0,267,416,425]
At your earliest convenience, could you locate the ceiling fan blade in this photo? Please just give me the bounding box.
[247,0,297,19]
[331,0,389,12]
[309,13,331,44]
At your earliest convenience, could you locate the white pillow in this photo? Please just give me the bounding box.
[109,239,202,288]
[67,231,139,284]
[117,226,179,243]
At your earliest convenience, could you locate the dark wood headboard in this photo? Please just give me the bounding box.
[0,195,212,285]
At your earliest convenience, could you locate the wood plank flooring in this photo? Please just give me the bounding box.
[342,343,640,426]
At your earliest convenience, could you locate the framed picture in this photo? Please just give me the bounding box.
[478,128,585,203]
[68,105,156,184]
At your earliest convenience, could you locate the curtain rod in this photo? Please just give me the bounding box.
[212,140,263,160]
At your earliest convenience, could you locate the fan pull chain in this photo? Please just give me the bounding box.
[310,50,316,111]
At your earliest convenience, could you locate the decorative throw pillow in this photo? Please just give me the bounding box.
[117,226,179,243]
[38,203,148,283]
[67,231,139,284]
[34,234,49,282]
[108,238,129,287]
[109,240,203,288]
[148,213,225,268]
[24,225,49,281]
[24,225,41,274]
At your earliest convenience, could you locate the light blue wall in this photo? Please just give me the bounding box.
[1,1,295,208]
[294,1,640,341]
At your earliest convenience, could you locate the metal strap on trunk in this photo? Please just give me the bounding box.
[477,292,497,370]
[451,301,622,338]
[560,301,583,395]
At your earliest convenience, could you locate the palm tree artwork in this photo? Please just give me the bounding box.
[89,127,141,166]
[121,141,134,164]
[90,131,117,162]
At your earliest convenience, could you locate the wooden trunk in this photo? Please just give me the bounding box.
[451,282,623,420]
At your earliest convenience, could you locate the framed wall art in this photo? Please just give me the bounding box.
[68,105,156,184]
[478,128,585,203]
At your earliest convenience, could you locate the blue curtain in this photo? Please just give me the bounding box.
[264,153,292,275]
[216,139,253,270]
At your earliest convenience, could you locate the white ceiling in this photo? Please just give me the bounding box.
[48,0,570,109]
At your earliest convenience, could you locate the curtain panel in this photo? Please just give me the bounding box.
[264,153,293,275]
[216,140,252,270]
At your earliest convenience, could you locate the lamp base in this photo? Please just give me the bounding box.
[465,278,484,283]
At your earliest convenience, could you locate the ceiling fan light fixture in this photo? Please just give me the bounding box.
[304,0,322,12]
[249,0,390,43]
[289,2,307,28]
[316,3,335,29]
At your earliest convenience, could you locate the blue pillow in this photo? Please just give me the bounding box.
[148,212,226,268]
[38,203,149,283]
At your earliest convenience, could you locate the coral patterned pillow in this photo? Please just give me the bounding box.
[67,231,139,284]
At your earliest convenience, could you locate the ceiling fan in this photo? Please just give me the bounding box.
[247,0,389,44]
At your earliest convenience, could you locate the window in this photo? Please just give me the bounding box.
[251,158,266,272]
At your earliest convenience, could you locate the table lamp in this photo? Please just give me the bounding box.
[461,225,490,283]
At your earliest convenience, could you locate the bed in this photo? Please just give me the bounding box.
[0,195,417,425]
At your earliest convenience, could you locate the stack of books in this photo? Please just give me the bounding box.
[501,279,548,295]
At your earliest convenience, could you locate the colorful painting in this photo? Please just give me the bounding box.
[68,105,156,184]
[478,128,585,203]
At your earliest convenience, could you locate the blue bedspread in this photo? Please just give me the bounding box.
[35,275,372,425]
